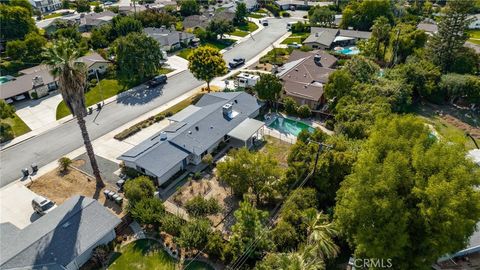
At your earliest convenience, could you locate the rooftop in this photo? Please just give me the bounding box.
[304,27,372,47]
[0,196,120,270]
[144,27,195,47]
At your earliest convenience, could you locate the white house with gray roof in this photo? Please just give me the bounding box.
[303,27,372,49]
[118,92,264,186]
[144,27,195,51]
[0,196,120,270]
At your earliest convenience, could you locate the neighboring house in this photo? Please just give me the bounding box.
[144,27,195,51]
[0,195,120,270]
[119,92,264,186]
[78,11,116,32]
[277,50,337,109]
[417,18,438,35]
[303,27,371,49]
[274,0,332,11]
[29,0,62,13]
[0,52,109,101]
[182,10,236,29]
[118,4,148,15]
[469,14,480,29]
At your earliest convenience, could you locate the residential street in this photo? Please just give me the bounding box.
[0,18,292,187]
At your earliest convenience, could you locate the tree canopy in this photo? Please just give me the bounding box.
[179,0,199,16]
[254,73,283,104]
[334,115,480,269]
[340,0,393,31]
[187,46,227,91]
[309,6,335,27]
[0,4,36,41]
[123,176,156,203]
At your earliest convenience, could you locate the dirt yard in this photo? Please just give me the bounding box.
[257,135,292,167]
[169,171,238,233]
[28,161,125,217]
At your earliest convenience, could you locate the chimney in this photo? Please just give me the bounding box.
[222,103,233,117]
[313,54,322,66]
[32,76,44,88]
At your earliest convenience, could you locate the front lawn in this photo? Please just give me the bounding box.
[238,21,258,32]
[108,239,214,270]
[56,79,129,119]
[248,13,265,19]
[177,39,235,59]
[0,113,31,142]
[467,29,480,45]
[229,29,249,37]
[44,13,62,19]
[159,67,174,74]
[281,32,310,44]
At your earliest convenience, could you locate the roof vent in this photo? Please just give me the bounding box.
[195,126,199,131]
[159,131,167,140]
[234,99,238,103]
[188,130,192,134]
[222,103,233,117]
[210,126,213,129]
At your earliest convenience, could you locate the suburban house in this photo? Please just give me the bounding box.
[118,92,264,186]
[144,27,196,51]
[182,10,236,29]
[0,196,120,270]
[303,27,371,49]
[469,14,480,29]
[28,0,62,13]
[1,52,109,102]
[118,4,148,15]
[417,18,438,35]
[77,11,116,32]
[274,0,332,11]
[277,50,337,109]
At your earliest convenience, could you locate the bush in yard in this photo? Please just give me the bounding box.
[91,244,110,268]
[58,157,72,172]
[192,171,202,180]
[297,105,311,118]
[154,114,165,122]
[165,111,173,117]
[0,123,14,143]
[202,153,213,168]
[178,218,212,251]
[206,231,226,260]
[129,197,165,225]
[124,176,156,203]
[185,196,221,217]
[281,11,290,17]
[160,212,185,236]
[283,97,298,115]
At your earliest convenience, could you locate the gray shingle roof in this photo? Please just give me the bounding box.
[118,92,261,170]
[304,27,371,47]
[0,196,120,270]
[144,27,195,48]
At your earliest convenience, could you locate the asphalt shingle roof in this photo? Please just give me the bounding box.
[0,196,120,270]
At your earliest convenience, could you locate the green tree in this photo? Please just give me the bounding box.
[439,73,480,104]
[308,6,335,27]
[115,32,164,84]
[58,156,72,172]
[324,69,354,102]
[137,10,177,28]
[54,26,82,43]
[113,16,142,37]
[254,73,283,107]
[179,0,199,16]
[391,57,441,99]
[129,197,165,225]
[234,2,247,25]
[335,115,480,269]
[297,105,311,118]
[340,0,393,31]
[202,153,214,169]
[123,176,156,203]
[217,148,281,204]
[23,32,47,63]
[0,4,36,41]
[75,0,91,12]
[283,97,298,115]
[369,16,391,59]
[390,23,427,64]
[8,0,33,15]
[5,39,26,60]
[0,100,15,119]
[188,46,227,92]
[94,5,103,13]
[205,231,226,260]
[178,218,212,252]
[90,24,112,49]
[450,47,480,75]
[343,55,379,83]
[206,19,235,40]
[427,0,474,72]
[160,213,185,236]
[43,39,104,187]
[184,196,221,218]
[229,197,273,262]
[303,209,339,260]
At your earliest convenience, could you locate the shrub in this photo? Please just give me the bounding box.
[91,244,110,268]
[120,161,142,178]
[185,196,221,217]
[0,122,14,143]
[297,104,311,118]
[154,114,165,122]
[192,171,202,180]
[124,176,156,203]
[202,153,213,168]
[281,11,290,17]
[90,78,98,87]
[114,125,141,140]
[129,197,165,225]
[325,119,334,130]
[30,92,38,99]
[160,213,185,236]
[58,157,72,172]
[283,97,298,115]
[165,111,173,117]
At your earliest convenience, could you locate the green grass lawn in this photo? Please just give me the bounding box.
[177,39,235,59]
[467,29,480,45]
[108,240,214,270]
[256,8,268,13]
[281,32,310,44]
[44,13,62,19]
[238,21,259,32]
[159,67,174,74]
[229,30,249,37]
[56,79,129,119]
[248,13,265,19]
[0,113,31,141]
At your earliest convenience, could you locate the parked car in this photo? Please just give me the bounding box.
[14,94,26,101]
[32,196,57,215]
[104,1,113,5]
[146,74,167,88]
[259,19,268,26]
[288,42,302,49]
[229,58,245,69]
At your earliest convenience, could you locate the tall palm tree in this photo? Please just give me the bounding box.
[304,209,340,260]
[43,39,105,188]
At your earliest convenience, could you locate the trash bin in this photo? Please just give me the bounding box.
[115,196,123,205]
[107,191,116,199]
[116,179,125,189]
[21,168,29,177]
[31,164,38,173]
[103,189,111,198]
[97,103,102,110]
[88,107,93,114]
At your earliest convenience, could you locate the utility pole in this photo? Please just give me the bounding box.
[308,139,332,176]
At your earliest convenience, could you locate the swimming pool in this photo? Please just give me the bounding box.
[268,117,314,136]
[336,46,360,55]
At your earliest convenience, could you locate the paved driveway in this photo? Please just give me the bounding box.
[0,183,41,229]
[14,92,63,131]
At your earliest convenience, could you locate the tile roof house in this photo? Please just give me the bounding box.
[144,27,195,51]
[0,196,120,270]
[303,27,371,49]
[277,50,337,109]
[1,52,109,101]
[118,92,264,186]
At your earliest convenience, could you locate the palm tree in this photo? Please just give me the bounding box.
[304,209,340,260]
[43,39,105,188]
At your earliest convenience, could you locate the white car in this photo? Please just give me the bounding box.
[14,94,26,101]
[32,196,57,215]
[287,42,302,49]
